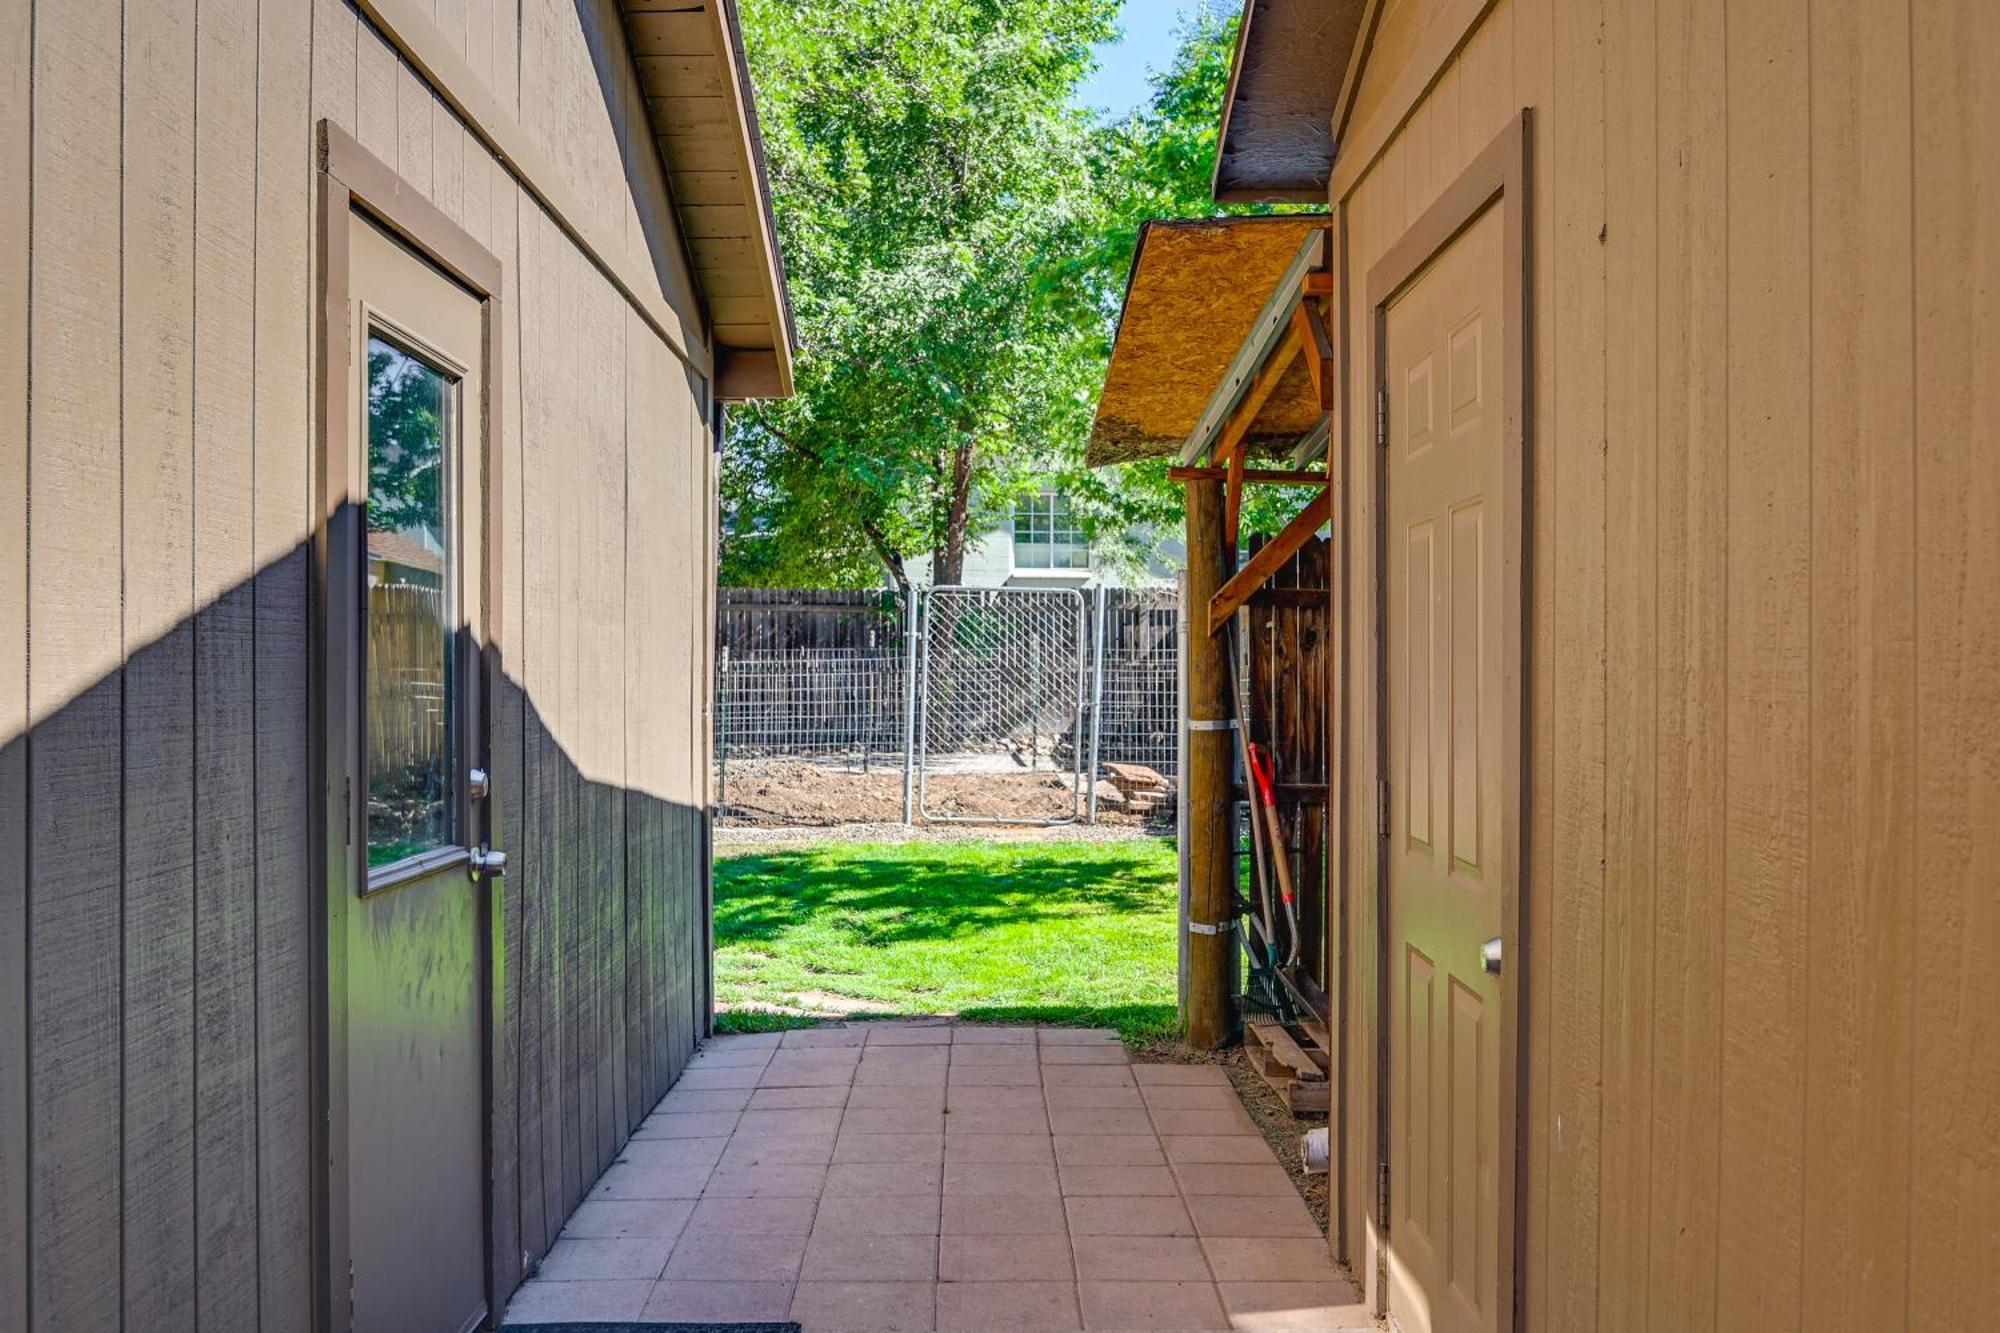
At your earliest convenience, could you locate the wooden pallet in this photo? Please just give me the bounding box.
[1245,1017,1330,1116]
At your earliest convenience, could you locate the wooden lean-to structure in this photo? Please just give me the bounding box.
[1090,214,1340,1074]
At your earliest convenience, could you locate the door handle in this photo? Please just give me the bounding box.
[1479,937,1502,976]
[470,845,507,882]
[468,767,491,800]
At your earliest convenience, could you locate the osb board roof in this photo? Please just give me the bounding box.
[1213,0,1368,202]
[621,0,796,394]
[1088,215,1332,467]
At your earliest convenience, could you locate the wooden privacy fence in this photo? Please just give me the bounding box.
[719,586,905,653]
[368,581,449,773]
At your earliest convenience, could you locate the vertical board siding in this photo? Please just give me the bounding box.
[1910,1,2000,1327]
[191,0,263,1323]
[1645,0,1727,1326]
[0,0,30,1321]
[1547,0,1609,1324]
[1717,1,1812,1326]
[1597,0,1658,1323]
[4,0,717,1326]
[1802,0,1917,1328]
[1332,0,2000,1327]
[252,0,315,1323]
[120,0,199,1323]
[28,4,126,1328]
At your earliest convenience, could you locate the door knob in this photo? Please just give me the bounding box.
[470,845,507,882]
[468,767,491,800]
[1479,937,1503,976]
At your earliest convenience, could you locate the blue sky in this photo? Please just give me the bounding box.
[1074,0,1208,119]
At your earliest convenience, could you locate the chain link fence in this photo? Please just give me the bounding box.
[715,585,1182,826]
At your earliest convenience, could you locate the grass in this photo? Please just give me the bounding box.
[712,838,1182,1046]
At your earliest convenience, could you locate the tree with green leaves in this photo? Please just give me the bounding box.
[727,0,1117,589]
[724,0,1283,589]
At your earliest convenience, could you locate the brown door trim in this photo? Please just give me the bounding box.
[312,119,510,1333]
[1360,108,1532,1331]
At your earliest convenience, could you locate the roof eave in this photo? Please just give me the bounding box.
[1211,0,1369,204]
[620,0,797,399]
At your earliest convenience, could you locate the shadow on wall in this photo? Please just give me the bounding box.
[0,535,711,1329]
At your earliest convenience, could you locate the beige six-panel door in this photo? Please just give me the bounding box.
[1384,201,1508,1333]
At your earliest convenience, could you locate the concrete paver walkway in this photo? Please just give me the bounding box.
[501,1020,1371,1331]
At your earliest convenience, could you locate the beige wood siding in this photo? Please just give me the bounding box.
[1330,0,2000,1327]
[0,0,718,1323]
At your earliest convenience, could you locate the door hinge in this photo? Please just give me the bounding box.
[1377,778,1390,839]
[1375,386,1389,447]
[343,777,352,846]
[1377,1157,1391,1220]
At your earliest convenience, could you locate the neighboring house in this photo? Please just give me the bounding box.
[0,3,791,1331]
[1094,0,2000,1330]
[909,484,1180,589]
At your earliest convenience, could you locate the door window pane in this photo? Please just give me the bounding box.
[365,334,455,868]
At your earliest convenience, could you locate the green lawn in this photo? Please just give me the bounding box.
[712,838,1181,1045]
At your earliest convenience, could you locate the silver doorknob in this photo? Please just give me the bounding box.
[1479,937,1503,976]
[470,845,507,882]
[468,767,491,800]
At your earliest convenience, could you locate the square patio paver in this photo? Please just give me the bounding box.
[558,1198,696,1240]
[1065,1194,1195,1237]
[939,1231,1075,1282]
[662,1227,810,1282]
[534,1236,673,1281]
[1077,1279,1231,1331]
[1072,1233,1210,1282]
[644,1278,797,1323]
[1218,1279,1371,1331]
[500,1278,653,1324]
[790,1279,937,1331]
[801,1229,939,1281]
[936,1279,1082,1332]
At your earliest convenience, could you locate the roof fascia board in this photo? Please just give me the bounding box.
[1177,227,1328,465]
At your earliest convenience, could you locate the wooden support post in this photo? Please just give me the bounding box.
[1184,477,1234,1050]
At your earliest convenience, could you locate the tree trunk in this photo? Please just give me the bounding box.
[931,440,975,585]
[867,522,909,591]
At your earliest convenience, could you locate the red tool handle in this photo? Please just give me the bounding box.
[1247,744,1295,907]
[1247,742,1280,809]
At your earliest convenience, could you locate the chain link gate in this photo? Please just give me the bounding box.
[916,586,1087,824]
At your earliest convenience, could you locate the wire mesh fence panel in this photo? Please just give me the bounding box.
[1091,588,1182,780]
[716,646,908,766]
[918,586,1087,824]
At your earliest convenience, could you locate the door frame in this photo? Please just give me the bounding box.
[1362,109,1532,1331]
[312,120,509,1333]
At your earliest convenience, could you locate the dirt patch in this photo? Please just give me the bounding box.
[1134,1040,1332,1239]
[718,757,1157,828]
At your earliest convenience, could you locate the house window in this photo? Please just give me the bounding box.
[1013,488,1091,570]
[364,332,457,870]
